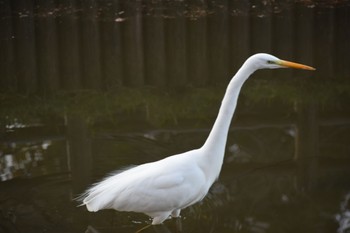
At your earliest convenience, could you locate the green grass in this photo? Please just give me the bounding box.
[1,79,349,128]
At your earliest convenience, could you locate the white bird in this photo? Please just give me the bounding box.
[79,53,315,225]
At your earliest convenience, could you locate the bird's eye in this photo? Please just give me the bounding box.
[267,60,274,64]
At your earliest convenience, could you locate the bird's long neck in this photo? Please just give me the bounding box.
[199,62,254,178]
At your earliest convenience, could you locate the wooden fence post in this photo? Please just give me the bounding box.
[12,0,37,93]
[208,0,230,85]
[144,4,166,87]
[165,3,187,87]
[57,0,81,89]
[99,0,124,88]
[188,16,208,86]
[80,0,102,89]
[36,0,60,93]
[0,0,16,92]
[122,0,144,86]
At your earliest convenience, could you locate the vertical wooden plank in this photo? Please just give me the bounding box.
[12,0,37,93]
[35,0,60,93]
[80,0,102,89]
[57,0,81,89]
[250,2,272,53]
[294,4,315,77]
[208,1,230,85]
[0,0,16,92]
[249,1,272,80]
[272,5,294,79]
[187,17,207,86]
[165,17,187,87]
[99,0,124,88]
[229,1,250,75]
[314,7,335,80]
[334,6,350,80]
[122,0,144,86]
[144,10,166,86]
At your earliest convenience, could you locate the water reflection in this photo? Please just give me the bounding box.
[1,115,349,232]
[336,192,350,233]
[0,140,66,181]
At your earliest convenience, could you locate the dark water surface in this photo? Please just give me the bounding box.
[1,122,350,233]
[1,1,350,233]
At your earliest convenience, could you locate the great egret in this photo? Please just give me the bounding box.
[79,53,315,225]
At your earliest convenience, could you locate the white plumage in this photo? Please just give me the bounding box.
[79,53,315,225]
[82,150,209,224]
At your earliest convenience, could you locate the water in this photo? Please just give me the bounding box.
[1,1,350,233]
[1,114,350,233]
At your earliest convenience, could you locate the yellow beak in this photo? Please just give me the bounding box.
[277,60,316,70]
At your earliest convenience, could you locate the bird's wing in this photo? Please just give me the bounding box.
[151,172,185,189]
[82,152,207,214]
[111,159,206,213]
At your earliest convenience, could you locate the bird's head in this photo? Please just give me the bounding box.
[247,53,316,71]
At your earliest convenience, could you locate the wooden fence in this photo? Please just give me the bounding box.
[0,0,349,94]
